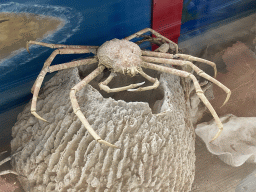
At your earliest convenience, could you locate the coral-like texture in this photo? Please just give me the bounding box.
[11,66,195,191]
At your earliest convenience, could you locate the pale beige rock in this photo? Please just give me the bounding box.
[196,114,256,167]
[10,64,195,191]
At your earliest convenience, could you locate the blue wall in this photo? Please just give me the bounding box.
[0,0,151,144]
[180,0,256,41]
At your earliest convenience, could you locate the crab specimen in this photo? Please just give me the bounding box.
[26,28,231,148]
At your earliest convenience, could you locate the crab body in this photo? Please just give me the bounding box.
[97,39,142,76]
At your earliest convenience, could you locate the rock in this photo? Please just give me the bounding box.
[11,64,195,191]
[196,114,256,167]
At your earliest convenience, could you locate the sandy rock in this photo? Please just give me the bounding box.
[11,64,195,191]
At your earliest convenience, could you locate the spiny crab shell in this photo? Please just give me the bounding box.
[97,39,142,76]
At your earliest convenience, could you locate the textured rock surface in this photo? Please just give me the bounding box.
[11,64,195,191]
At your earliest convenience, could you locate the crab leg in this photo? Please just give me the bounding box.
[26,40,98,53]
[142,61,223,142]
[31,68,48,122]
[124,28,178,54]
[128,68,160,91]
[70,65,117,148]
[99,72,145,93]
[135,36,164,46]
[0,156,11,167]
[30,48,96,94]
[175,54,217,78]
[142,56,231,107]
[0,151,7,156]
[48,58,98,72]
[31,58,98,122]
[0,170,19,176]
[142,50,217,78]
[0,154,20,177]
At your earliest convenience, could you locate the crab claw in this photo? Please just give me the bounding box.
[135,81,145,86]
[26,41,31,54]
[31,111,49,122]
[220,90,231,108]
[213,67,217,78]
[127,88,141,92]
[98,139,118,148]
[126,82,145,92]
[127,81,146,92]
[210,128,223,143]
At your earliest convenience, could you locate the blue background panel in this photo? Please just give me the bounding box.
[180,0,256,40]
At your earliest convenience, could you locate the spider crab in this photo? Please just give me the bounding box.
[26,28,231,148]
